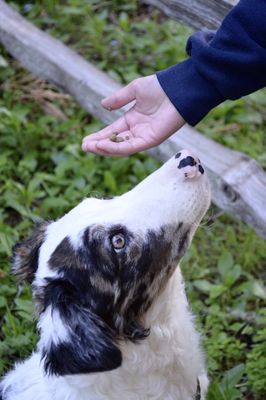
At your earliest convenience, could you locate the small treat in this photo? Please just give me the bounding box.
[110,132,125,143]
[115,137,125,143]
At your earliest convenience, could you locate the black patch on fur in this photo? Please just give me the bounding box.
[39,222,191,376]
[195,378,201,400]
[198,164,204,174]
[124,321,150,340]
[0,383,7,400]
[48,224,188,333]
[41,278,122,376]
[49,237,81,270]
[12,221,49,283]
[178,230,190,256]
[113,227,177,337]
[175,152,181,159]
[178,156,197,169]
[46,338,121,376]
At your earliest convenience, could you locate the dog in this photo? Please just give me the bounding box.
[0,149,211,400]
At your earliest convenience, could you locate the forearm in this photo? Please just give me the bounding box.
[156,0,266,126]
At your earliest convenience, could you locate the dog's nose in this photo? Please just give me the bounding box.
[175,149,204,180]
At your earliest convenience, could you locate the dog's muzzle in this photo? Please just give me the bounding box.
[175,149,204,180]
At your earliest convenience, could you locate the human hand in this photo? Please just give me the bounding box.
[82,75,185,156]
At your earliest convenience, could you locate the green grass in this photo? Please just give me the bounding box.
[1,1,266,399]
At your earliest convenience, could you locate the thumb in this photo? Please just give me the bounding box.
[102,80,137,110]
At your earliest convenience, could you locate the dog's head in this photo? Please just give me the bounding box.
[12,150,210,376]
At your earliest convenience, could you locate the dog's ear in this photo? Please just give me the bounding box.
[12,221,50,283]
[38,279,122,376]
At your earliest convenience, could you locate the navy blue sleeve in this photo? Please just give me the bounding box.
[156,0,266,126]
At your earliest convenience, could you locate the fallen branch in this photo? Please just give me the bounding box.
[143,0,237,29]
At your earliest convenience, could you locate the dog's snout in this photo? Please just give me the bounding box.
[177,155,197,169]
[175,150,204,180]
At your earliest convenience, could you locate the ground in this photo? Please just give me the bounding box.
[0,1,265,399]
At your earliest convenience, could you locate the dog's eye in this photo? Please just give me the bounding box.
[111,233,125,250]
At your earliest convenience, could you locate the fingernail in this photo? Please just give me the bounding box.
[82,141,88,151]
[101,99,112,111]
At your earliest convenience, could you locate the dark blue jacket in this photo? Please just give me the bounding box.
[156,0,266,126]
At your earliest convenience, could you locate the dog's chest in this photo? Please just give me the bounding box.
[57,270,206,400]
[58,329,200,400]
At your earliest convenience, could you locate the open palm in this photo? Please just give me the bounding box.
[82,75,185,156]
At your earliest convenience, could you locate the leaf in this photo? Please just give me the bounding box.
[0,107,12,117]
[14,299,34,315]
[41,197,69,211]
[218,251,234,278]
[208,365,245,400]
[0,232,14,256]
[251,281,266,299]
[73,177,86,190]
[207,381,224,400]
[0,55,8,67]
[8,333,32,348]
[104,171,117,192]
[119,12,130,32]
[0,285,16,297]
[210,284,226,299]
[222,364,245,389]
[193,280,213,293]
[235,111,262,125]
[224,265,242,287]
[240,281,266,299]
[132,159,147,180]
[0,296,7,309]
[51,151,69,165]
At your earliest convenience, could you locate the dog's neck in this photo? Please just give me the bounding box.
[145,265,186,326]
[59,267,201,397]
[10,267,206,400]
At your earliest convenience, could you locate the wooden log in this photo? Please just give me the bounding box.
[143,0,238,29]
[0,0,266,239]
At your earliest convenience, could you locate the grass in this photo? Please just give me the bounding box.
[1,1,266,399]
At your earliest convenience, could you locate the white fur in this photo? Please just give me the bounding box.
[1,270,208,400]
[1,151,210,400]
[38,307,70,349]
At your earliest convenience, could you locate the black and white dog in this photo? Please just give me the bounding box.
[0,150,211,400]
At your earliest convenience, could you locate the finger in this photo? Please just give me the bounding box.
[101,81,136,110]
[82,116,129,150]
[84,142,116,157]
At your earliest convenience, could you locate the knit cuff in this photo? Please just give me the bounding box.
[156,59,225,126]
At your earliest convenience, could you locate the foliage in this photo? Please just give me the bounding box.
[1,1,266,399]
